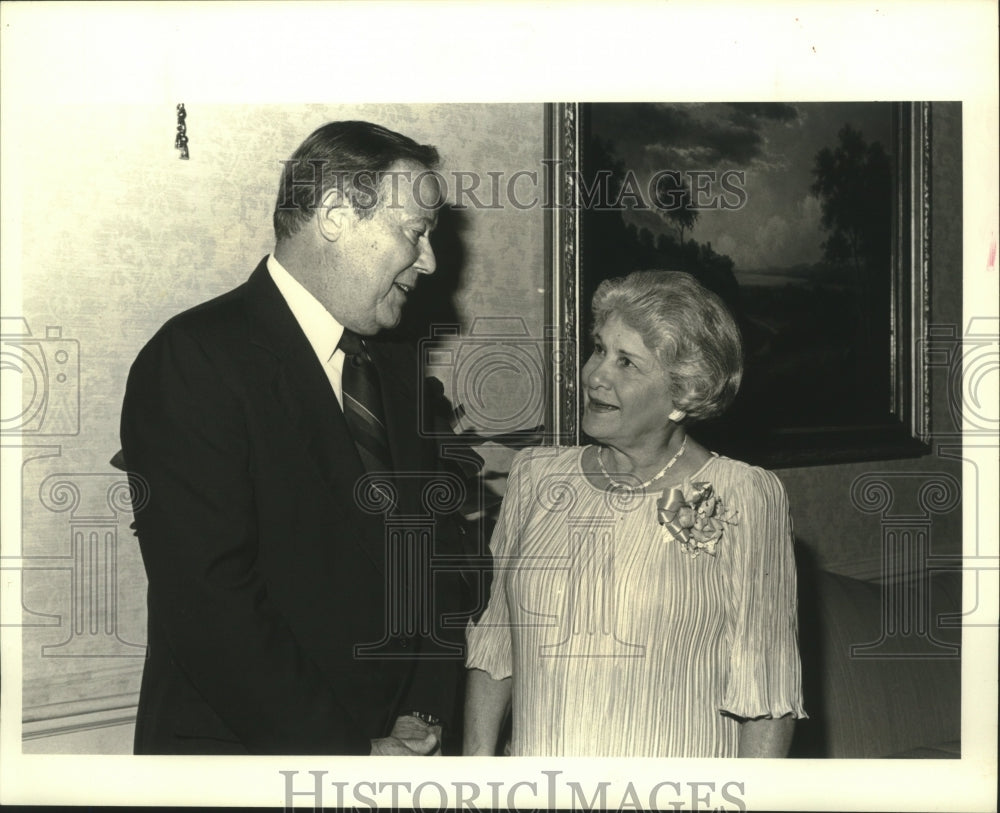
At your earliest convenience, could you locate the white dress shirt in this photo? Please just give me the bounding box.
[267,254,347,407]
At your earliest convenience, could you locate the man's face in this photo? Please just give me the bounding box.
[324,159,439,334]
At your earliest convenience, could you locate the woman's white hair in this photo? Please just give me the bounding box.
[590,270,743,422]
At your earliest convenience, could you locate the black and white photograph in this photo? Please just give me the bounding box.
[1,2,996,812]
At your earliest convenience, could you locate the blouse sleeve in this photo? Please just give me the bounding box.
[464,448,533,680]
[720,465,808,720]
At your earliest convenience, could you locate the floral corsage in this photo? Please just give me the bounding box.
[656,477,738,557]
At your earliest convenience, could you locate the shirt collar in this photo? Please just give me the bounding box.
[267,253,344,364]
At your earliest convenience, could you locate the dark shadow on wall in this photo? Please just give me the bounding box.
[788,538,829,757]
[395,205,469,344]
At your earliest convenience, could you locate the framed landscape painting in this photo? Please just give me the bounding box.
[547,102,933,467]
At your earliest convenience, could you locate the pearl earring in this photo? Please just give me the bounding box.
[668,409,685,422]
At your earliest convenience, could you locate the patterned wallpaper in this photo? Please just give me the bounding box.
[9,103,545,748]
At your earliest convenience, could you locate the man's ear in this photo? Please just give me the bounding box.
[317,187,353,242]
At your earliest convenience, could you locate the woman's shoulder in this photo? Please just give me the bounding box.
[511,444,584,469]
[507,445,585,484]
[703,454,789,506]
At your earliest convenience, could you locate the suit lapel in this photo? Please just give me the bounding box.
[241,260,387,573]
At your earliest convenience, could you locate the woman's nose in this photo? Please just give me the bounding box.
[584,356,607,388]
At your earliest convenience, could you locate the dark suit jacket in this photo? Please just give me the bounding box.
[120,258,472,754]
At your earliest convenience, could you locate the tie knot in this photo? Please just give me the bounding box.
[338,329,365,358]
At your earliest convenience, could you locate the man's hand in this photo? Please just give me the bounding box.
[370,714,442,756]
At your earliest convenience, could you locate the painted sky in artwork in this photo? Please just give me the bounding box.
[590,102,892,272]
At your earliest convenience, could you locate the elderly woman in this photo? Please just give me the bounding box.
[463,270,806,757]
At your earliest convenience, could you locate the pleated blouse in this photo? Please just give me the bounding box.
[466,446,807,757]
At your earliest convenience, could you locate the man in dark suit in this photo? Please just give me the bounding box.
[120,121,473,755]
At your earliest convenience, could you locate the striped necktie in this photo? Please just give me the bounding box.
[338,329,393,473]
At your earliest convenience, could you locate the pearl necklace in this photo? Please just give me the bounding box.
[597,436,688,491]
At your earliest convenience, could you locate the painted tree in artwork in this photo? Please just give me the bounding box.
[653,171,699,245]
[811,123,892,355]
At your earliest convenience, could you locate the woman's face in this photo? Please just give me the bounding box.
[581,314,676,451]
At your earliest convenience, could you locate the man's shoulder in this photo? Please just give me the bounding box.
[146,262,270,351]
[129,268,269,378]
[161,282,251,338]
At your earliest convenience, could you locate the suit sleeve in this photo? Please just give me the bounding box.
[122,324,371,754]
